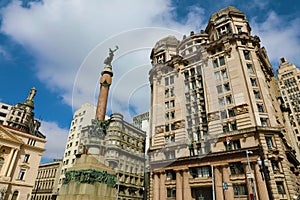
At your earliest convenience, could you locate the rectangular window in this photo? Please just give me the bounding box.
[165,77,169,86]
[261,118,268,127]
[219,56,225,66]
[165,113,169,120]
[243,50,250,60]
[229,162,245,174]
[215,71,221,81]
[170,87,174,97]
[23,154,30,163]
[184,71,189,79]
[190,68,195,76]
[165,89,169,98]
[265,137,273,149]
[257,104,264,112]
[0,112,7,117]
[170,111,175,119]
[221,69,228,79]
[165,124,170,132]
[271,161,280,172]
[276,181,286,195]
[218,97,225,106]
[226,95,232,104]
[233,183,248,195]
[170,100,175,107]
[190,166,212,178]
[170,75,174,84]
[166,170,176,180]
[213,59,219,68]
[217,85,223,94]
[220,110,227,119]
[250,78,257,86]
[165,102,169,109]
[191,80,197,90]
[247,64,253,73]
[1,105,8,109]
[18,169,26,180]
[228,108,235,117]
[167,187,176,198]
[224,83,230,91]
[254,90,261,99]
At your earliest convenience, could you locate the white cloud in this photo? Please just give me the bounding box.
[0,0,205,120]
[251,11,300,68]
[39,121,68,159]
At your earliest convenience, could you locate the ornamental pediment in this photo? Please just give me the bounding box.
[0,125,23,145]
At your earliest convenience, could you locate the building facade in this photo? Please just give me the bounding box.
[277,58,300,158]
[31,159,63,200]
[0,88,46,200]
[58,103,96,189]
[149,6,300,200]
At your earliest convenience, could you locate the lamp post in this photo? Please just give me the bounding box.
[258,145,273,200]
[246,150,256,200]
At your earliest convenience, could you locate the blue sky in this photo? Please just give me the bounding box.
[0,0,299,161]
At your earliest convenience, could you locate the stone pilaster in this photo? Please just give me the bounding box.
[153,173,160,200]
[176,170,183,200]
[182,169,191,199]
[222,165,234,200]
[214,166,224,200]
[159,172,166,200]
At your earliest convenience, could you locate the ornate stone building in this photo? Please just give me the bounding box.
[149,6,300,200]
[32,159,63,200]
[0,88,46,200]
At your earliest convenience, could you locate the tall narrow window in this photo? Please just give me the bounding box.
[213,59,219,68]
[254,90,261,99]
[257,104,264,112]
[221,69,228,79]
[170,75,174,84]
[243,50,250,60]
[219,56,225,66]
[250,78,257,86]
[215,71,221,81]
[217,85,223,94]
[265,137,273,149]
[18,169,26,180]
[165,77,169,86]
[23,154,30,163]
[276,182,286,195]
[247,64,253,73]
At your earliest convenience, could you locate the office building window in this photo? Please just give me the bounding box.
[250,78,257,86]
[167,187,176,198]
[217,85,223,94]
[276,181,286,195]
[190,166,212,178]
[219,97,225,106]
[265,137,273,149]
[219,56,225,66]
[257,104,264,112]
[23,154,30,163]
[165,77,169,86]
[243,50,250,60]
[260,118,268,127]
[226,95,232,104]
[170,75,174,84]
[233,183,247,195]
[224,83,230,91]
[254,90,261,99]
[229,162,244,174]
[18,169,26,180]
[247,64,253,73]
[166,170,176,180]
[221,69,228,79]
[213,59,219,68]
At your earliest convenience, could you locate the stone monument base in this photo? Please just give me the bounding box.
[57,154,116,200]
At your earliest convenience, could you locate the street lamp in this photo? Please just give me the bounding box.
[246,150,256,200]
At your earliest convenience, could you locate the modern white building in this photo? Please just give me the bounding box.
[57,103,96,189]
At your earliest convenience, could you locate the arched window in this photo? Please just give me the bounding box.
[11,191,18,200]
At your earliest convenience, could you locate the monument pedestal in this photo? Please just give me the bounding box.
[57,154,116,200]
